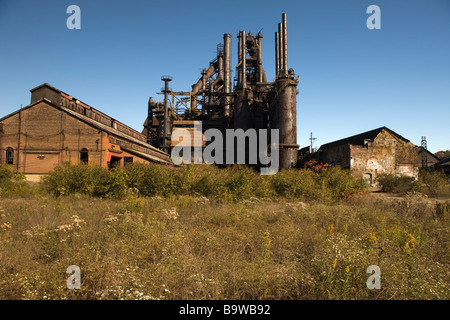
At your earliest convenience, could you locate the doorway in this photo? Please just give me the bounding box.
[363,173,373,186]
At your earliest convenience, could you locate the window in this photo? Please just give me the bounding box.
[6,147,13,165]
[80,148,88,164]
[124,157,133,166]
[108,156,121,169]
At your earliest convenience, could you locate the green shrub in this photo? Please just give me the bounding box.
[0,164,36,197]
[42,162,368,202]
[43,163,127,198]
[420,170,450,197]
[0,164,14,185]
[320,166,367,200]
[271,169,321,200]
[376,173,422,194]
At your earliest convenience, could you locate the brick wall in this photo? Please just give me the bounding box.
[0,101,153,174]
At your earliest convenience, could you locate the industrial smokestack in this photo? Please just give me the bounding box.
[237,32,242,85]
[278,23,284,76]
[223,33,231,117]
[282,13,288,76]
[275,31,279,76]
[257,32,263,83]
[241,30,247,89]
[161,75,172,152]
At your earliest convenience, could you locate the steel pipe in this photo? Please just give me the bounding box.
[241,30,247,89]
[223,33,231,117]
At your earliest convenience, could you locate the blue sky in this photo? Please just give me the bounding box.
[1,0,449,153]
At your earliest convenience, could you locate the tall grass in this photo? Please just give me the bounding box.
[1,163,448,300]
[0,193,448,299]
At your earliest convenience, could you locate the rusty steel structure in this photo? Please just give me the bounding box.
[143,13,299,170]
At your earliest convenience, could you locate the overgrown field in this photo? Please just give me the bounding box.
[0,163,449,300]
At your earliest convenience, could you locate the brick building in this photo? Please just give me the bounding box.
[0,83,172,178]
[317,127,422,186]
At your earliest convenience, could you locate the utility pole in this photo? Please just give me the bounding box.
[309,132,316,153]
[421,136,428,169]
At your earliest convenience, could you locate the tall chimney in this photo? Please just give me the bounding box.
[275,31,279,76]
[282,13,288,76]
[257,32,263,83]
[241,30,247,89]
[237,32,242,85]
[161,75,172,152]
[278,23,284,76]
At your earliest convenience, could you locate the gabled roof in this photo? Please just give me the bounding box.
[0,100,39,122]
[0,83,173,165]
[417,147,441,163]
[435,157,450,167]
[319,127,411,151]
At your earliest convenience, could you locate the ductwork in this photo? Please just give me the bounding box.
[191,64,215,95]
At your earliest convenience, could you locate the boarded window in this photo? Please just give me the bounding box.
[80,148,89,164]
[6,147,14,165]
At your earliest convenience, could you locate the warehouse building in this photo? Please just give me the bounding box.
[317,127,421,186]
[0,83,172,180]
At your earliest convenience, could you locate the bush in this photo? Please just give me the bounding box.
[43,163,127,198]
[270,166,367,202]
[320,166,367,200]
[42,162,367,202]
[0,164,14,185]
[420,170,450,197]
[0,164,36,197]
[376,173,422,194]
[271,169,322,201]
